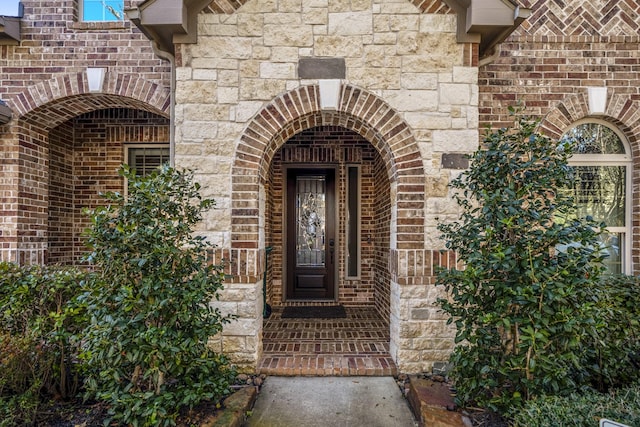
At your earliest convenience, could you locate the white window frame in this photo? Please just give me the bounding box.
[564,119,632,274]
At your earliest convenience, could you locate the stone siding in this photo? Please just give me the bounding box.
[176,0,477,372]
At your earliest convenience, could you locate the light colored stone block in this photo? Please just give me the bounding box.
[240,78,287,100]
[176,80,217,104]
[328,11,372,35]
[432,129,478,152]
[184,104,230,121]
[383,90,438,112]
[218,87,239,104]
[303,8,328,24]
[440,83,471,105]
[238,13,264,37]
[181,121,218,140]
[264,24,313,46]
[389,14,419,31]
[260,62,296,79]
[235,101,265,122]
[453,66,478,84]
[314,35,364,57]
[419,14,456,33]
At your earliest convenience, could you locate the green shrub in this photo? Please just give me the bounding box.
[0,262,87,425]
[437,109,607,414]
[513,381,640,427]
[581,274,640,390]
[79,165,236,427]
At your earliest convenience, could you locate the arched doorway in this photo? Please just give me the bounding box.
[230,83,426,374]
[259,125,396,375]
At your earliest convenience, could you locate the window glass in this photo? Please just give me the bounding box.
[0,0,21,16]
[346,166,360,277]
[127,146,170,177]
[560,122,630,274]
[571,165,625,227]
[82,0,124,22]
[562,122,625,155]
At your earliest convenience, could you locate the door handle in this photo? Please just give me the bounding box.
[329,239,334,263]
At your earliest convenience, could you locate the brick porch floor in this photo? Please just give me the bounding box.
[257,306,398,376]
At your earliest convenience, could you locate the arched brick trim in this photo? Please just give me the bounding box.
[540,91,640,151]
[538,93,590,139]
[540,92,640,273]
[204,0,452,14]
[9,72,170,122]
[231,83,425,250]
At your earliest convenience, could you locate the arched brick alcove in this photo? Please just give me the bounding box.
[231,83,426,252]
[1,75,171,264]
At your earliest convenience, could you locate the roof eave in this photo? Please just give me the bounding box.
[126,0,212,57]
[0,16,21,46]
[444,0,530,60]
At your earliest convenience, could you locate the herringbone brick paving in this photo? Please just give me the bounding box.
[258,307,397,376]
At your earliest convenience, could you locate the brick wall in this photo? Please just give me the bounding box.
[480,0,640,126]
[479,0,640,272]
[0,0,171,263]
[47,109,170,264]
[0,0,169,103]
[373,153,391,320]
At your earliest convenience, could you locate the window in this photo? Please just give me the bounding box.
[346,166,360,278]
[560,121,632,274]
[0,0,21,17]
[126,145,170,177]
[82,0,124,22]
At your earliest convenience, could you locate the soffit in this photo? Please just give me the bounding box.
[0,16,20,45]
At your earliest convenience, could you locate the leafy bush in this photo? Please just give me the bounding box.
[582,274,640,390]
[79,165,236,427]
[437,109,607,414]
[0,262,87,425]
[513,381,640,427]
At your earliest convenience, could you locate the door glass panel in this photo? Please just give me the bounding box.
[296,176,326,267]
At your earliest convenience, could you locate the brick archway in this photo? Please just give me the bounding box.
[540,92,640,147]
[231,83,426,251]
[10,72,170,120]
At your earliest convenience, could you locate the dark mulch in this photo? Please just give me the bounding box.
[36,396,226,426]
[35,400,109,427]
[32,374,265,426]
[462,407,510,427]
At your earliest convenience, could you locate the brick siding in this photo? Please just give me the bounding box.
[480,0,640,272]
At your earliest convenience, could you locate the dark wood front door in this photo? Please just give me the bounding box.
[286,168,336,300]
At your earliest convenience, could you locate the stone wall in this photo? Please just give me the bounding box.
[175,0,478,373]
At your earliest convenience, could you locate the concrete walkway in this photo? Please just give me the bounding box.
[245,376,418,427]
